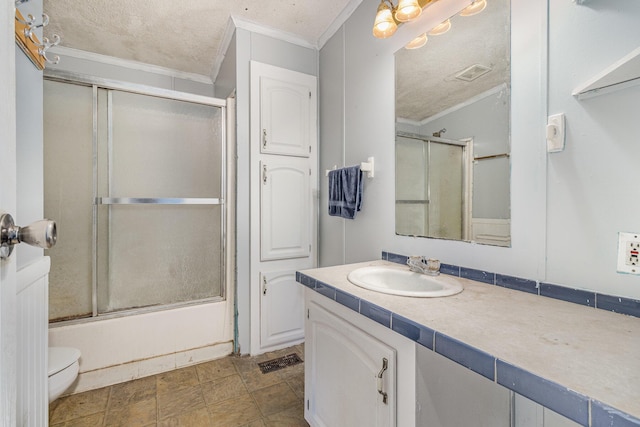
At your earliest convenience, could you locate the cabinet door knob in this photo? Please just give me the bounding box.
[1,213,57,259]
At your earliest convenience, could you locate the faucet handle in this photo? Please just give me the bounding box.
[426,258,440,274]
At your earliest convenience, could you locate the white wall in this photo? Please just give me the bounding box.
[545,0,640,298]
[319,0,640,300]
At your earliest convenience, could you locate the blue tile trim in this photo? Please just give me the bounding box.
[380,251,640,319]
[359,300,391,328]
[596,294,640,318]
[391,313,434,350]
[496,360,589,426]
[335,289,360,312]
[460,267,495,285]
[591,400,640,427]
[298,273,315,289]
[440,263,460,276]
[434,333,495,380]
[496,274,538,294]
[385,252,408,265]
[540,283,595,307]
[315,280,336,300]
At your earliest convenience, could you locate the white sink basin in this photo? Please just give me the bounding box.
[347,266,463,297]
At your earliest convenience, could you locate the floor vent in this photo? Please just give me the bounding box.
[258,353,303,374]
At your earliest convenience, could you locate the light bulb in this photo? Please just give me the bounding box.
[373,1,398,39]
[428,19,451,36]
[395,0,422,22]
[405,33,427,49]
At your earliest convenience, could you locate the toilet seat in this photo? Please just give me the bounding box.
[48,347,81,377]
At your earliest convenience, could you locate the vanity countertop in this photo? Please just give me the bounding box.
[298,260,640,425]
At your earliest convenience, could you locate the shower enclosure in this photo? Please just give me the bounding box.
[395,133,472,240]
[44,73,227,322]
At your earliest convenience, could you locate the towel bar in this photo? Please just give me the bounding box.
[325,157,375,178]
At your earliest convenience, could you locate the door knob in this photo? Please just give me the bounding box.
[0,213,57,259]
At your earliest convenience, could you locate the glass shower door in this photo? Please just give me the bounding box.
[95,89,225,314]
[395,135,466,240]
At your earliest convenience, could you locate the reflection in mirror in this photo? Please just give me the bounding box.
[395,0,511,246]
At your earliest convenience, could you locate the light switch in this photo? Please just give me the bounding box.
[546,113,566,153]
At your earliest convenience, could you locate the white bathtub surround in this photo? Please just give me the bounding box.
[49,300,233,395]
[299,260,640,425]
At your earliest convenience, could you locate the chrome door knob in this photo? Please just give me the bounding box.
[0,213,57,259]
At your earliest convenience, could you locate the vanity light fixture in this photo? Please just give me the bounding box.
[372,0,432,39]
[459,0,487,17]
[428,18,451,36]
[405,33,428,49]
[373,1,398,38]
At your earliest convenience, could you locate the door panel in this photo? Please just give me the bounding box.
[260,158,310,261]
[259,270,304,348]
[260,77,311,157]
[1,1,17,422]
[307,301,395,427]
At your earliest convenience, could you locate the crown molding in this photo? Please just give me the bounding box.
[48,46,213,84]
[233,15,317,49]
[318,0,364,49]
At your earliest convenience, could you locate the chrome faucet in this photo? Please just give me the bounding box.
[407,256,440,276]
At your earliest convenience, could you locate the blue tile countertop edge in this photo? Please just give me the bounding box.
[297,261,640,427]
[381,251,640,319]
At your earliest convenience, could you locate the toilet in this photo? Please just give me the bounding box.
[48,347,81,403]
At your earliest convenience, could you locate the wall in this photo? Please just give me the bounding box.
[545,0,640,298]
[319,0,640,299]
[222,26,318,354]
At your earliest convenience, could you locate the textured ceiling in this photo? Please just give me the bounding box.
[43,0,354,78]
[396,0,510,123]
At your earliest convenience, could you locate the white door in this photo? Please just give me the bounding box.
[259,270,304,348]
[306,301,396,427]
[254,62,314,158]
[260,157,311,261]
[0,1,17,423]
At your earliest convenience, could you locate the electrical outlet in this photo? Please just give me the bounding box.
[617,232,640,274]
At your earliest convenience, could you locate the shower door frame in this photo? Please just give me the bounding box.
[44,69,228,321]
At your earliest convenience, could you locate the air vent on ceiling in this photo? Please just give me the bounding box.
[455,64,492,82]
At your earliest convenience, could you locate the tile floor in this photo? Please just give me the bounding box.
[49,344,309,427]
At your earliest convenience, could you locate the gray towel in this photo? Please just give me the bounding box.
[328,165,363,219]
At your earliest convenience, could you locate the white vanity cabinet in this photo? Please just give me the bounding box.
[304,289,417,427]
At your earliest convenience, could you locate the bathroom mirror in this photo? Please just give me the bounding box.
[395,0,511,246]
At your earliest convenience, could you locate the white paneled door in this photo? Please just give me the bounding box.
[259,70,312,158]
[1,1,17,423]
[260,158,311,261]
[259,270,304,348]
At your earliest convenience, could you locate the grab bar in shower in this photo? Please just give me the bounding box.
[95,197,223,205]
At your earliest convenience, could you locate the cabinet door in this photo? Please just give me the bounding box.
[259,73,313,157]
[260,270,304,348]
[307,301,396,427]
[260,157,310,261]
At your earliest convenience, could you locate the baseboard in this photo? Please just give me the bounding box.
[62,341,233,396]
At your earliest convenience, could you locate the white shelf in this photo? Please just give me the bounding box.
[572,46,640,100]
